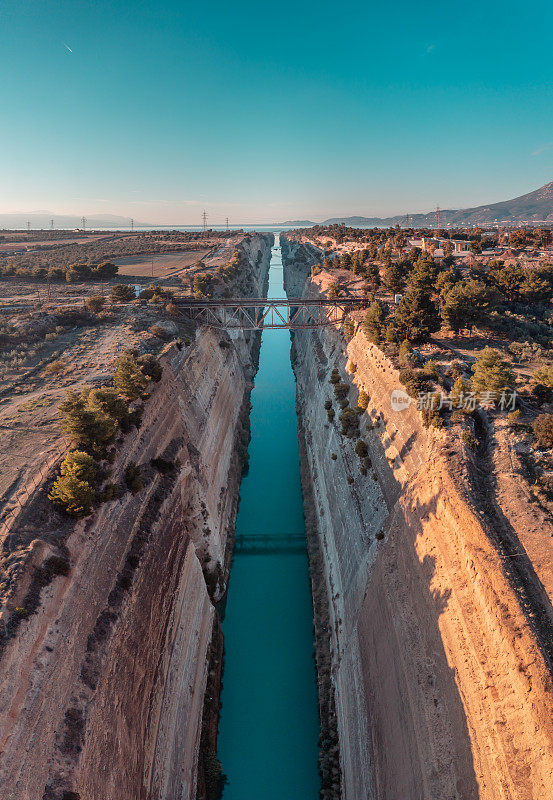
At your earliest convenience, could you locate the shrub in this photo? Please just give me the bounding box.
[137,353,162,382]
[329,368,340,384]
[59,450,97,484]
[355,440,368,458]
[324,399,332,411]
[334,382,349,401]
[422,359,440,380]
[398,340,415,367]
[124,462,143,493]
[533,414,553,448]
[533,363,553,389]
[375,529,385,541]
[49,473,94,517]
[471,347,515,396]
[110,284,135,303]
[339,408,359,437]
[59,389,118,455]
[344,315,355,342]
[44,359,67,376]
[358,390,369,410]
[450,377,471,411]
[114,351,147,400]
[362,302,384,344]
[331,453,337,460]
[86,295,106,313]
[461,430,478,450]
[327,408,335,422]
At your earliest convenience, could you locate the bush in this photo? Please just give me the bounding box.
[422,359,440,380]
[398,340,415,367]
[59,450,97,484]
[358,390,369,410]
[114,351,147,400]
[533,363,553,389]
[339,408,359,437]
[59,389,118,455]
[329,368,340,384]
[331,453,337,460]
[471,347,515,396]
[344,315,355,342]
[327,408,335,422]
[124,462,143,493]
[461,430,478,450]
[86,295,106,313]
[533,414,553,448]
[324,399,332,410]
[110,284,135,303]
[355,439,368,458]
[137,354,162,382]
[49,473,94,517]
[334,382,349,401]
[44,359,67,376]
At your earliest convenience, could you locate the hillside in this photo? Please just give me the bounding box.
[283,180,553,227]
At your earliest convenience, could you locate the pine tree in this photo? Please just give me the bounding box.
[394,290,440,343]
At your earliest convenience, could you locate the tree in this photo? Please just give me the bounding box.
[441,280,500,334]
[114,351,147,400]
[111,284,135,303]
[533,364,553,389]
[59,390,118,454]
[407,256,438,293]
[59,450,97,484]
[49,473,95,518]
[394,290,440,343]
[86,387,130,424]
[471,347,515,395]
[382,263,405,295]
[93,261,118,279]
[343,315,355,342]
[398,339,415,367]
[362,302,384,344]
[533,413,553,448]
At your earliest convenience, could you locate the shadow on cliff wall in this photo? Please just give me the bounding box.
[357,488,480,800]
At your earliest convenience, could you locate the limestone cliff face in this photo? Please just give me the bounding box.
[283,238,553,800]
[0,234,271,800]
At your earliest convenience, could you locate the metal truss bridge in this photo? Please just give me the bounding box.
[233,533,307,555]
[175,296,368,330]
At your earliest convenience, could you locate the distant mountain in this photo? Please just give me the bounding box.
[279,219,317,226]
[281,181,553,228]
[0,212,149,229]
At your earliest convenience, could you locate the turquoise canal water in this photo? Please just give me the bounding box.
[218,236,320,798]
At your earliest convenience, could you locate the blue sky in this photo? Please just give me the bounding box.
[2,0,553,223]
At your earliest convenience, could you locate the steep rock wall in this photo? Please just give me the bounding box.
[0,234,271,800]
[284,238,553,800]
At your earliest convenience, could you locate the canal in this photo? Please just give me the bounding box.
[218,235,320,798]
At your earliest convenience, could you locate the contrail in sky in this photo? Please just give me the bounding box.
[63,42,73,53]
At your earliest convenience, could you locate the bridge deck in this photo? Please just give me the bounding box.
[175,295,367,330]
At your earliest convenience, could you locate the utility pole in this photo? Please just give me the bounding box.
[435,205,441,229]
[405,213,410,228]
[202,210,207,232]
[27,220,30,232]
[82,216,86,232]
[130,218,134,232]
[50,218,54,230]
[226,216,229,232]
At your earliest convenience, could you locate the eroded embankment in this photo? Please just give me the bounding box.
[282,236,553,800]
[0,234,272,800]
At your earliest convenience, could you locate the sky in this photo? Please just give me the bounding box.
[2,0,553,224]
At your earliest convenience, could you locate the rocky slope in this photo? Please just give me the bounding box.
[282,236,553,800]
[0,233,271,800]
